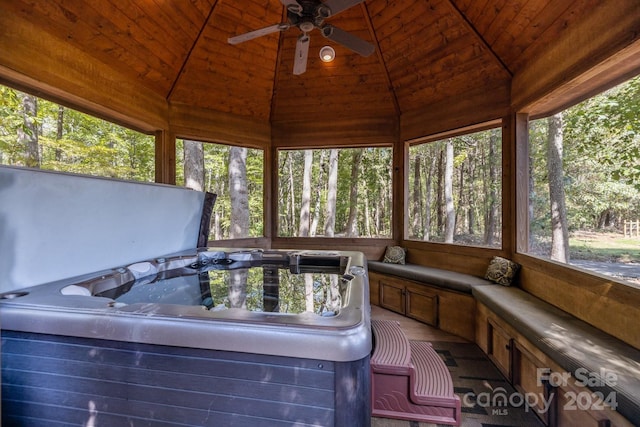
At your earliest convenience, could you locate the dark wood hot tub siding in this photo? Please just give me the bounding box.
[1,331,370,427]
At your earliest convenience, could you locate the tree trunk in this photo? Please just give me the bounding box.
[328,276,340,313]
[345,149,363,237]
[484,131,498,245]
[467,149,476,235]
[458,161,467,233]
[547,113,570,263]
[55,105,64,161]
[298,150,313,237]
[228,272,247,309]
[305,274,314,312]
[436,148,444,232]
[324,149,339,236]
[444,139,455,242]
[528,145,536,252]
[412,155,422,237]
[423,153,435,240]
[18,92,39,168]
[363,188,371,236]
[288,151,296,235]
[228,146,249,308]
[229,146,249,238]
[310,150,326,236]
[183,140,204,191]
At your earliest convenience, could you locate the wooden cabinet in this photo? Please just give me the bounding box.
[487,317,513,379]
[379,277,406,314]
[369,271,476,340]
[377,274,438,326]
[513,342,553,425]
[405,283,438,326]
[378,279,440,325]
[477,303,630,427]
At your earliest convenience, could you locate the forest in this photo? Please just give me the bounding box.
[1,75,639,265]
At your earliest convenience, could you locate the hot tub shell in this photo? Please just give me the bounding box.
[1,249,372,426]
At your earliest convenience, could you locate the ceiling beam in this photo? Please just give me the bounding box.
[166,0,220,101]
[270,4,290,124]
[361,2,401,116]
[443,0,513,77]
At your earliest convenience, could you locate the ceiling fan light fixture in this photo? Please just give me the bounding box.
[320,45,336,62]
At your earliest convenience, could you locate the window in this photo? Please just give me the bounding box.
[0,85,154,181]
[176,139,264,240]
[527,75,640,286]
[407,127,502,248]
[277,147,392,238]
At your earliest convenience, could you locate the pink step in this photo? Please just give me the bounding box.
[371,319,461,426]
[371,319,411,375]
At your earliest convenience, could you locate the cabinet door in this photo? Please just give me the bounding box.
[406,284,438,326]
[487,318,513,380]
[379,279,405,314]
[513,343,553,425]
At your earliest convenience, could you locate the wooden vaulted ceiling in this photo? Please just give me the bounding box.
[2,0,603,127]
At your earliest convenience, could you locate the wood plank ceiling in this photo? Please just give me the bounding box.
[4,0,588,123]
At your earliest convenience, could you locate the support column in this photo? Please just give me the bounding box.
[155,130,176,185]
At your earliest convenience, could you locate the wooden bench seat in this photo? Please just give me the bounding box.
[473,285,640,424]
[367,261,490,341]
[367,260,492,294]
[371,319,461,425]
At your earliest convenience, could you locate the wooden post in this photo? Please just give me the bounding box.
[624,220,640,238]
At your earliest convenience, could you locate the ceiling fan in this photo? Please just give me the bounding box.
[228,0,375,75]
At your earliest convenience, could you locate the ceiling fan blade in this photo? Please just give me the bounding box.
[280,0,302,14]
[293,34,310,75]
[228,23,289,45]
[323,0,365,17]
[321,25,374,57]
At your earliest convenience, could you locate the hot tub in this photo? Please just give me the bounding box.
[0,248,371,426]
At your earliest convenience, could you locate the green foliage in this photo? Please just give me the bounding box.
[530,76,640,240]
[176,140,264,240]
[529,75,640,261]
[0,86,155,181]
[408,128,502,247]
[277,147,392,238]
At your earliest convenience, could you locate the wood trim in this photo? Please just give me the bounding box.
[154,130,176,185]
[395,137,405,243]
[401,240,501,277]
[406,119,503,145]
[271,237,395,260]
[400,82,511,142]
[514,113,530,253]
[0,12,168,132]
[271,116,399,148]
[513,253,640,348]
[169,102,271,149]
[501,114,515,256]
[512,0,640,115]
[207,237,271,248]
